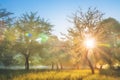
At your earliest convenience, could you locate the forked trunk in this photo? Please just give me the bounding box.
[87,57,94,74]
[85,50,95,74]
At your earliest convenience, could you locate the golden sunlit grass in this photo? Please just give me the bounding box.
[0,69,120,80]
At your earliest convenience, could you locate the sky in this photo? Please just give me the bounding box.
[0,0,120,39]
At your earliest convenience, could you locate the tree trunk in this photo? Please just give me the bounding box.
[60,62,63,70]
[87,58,94,74]
[86,50,95,74]
[56,63,59,70]
[77,65,80,69]
[25,55,29,70]
[51,62,54,70]
[99,65,103,70]
[24,49,30,70]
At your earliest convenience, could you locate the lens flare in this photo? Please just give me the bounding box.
[36,33,48,43]
[25,33,32,37]
[98,43,111,48]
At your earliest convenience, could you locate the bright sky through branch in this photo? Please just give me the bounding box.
[0,0,120,39]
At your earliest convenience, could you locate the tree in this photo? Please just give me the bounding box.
[41,35,61,70]
[0,8,14,28]
[100,18,120,68]
[13,12,53,70]
[0,8,14,66]
[66,7,109,74]
[50,39,71,70]
[0,8,13,41]
[40,35,71,70]
[102,17,120,33]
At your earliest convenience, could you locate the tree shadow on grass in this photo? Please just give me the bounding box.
[99,69,120,77]
[0,69,51,80]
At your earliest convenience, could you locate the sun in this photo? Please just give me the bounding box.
[84,38,95,49]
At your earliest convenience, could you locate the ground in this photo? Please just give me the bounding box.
[0,69,120,80]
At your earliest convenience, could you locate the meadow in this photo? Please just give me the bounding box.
[0,69,120,80]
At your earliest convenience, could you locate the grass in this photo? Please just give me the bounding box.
[0,69,120,80]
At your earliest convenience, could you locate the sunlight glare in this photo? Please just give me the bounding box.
[84,38,95,49]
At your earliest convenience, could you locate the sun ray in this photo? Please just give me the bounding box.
[94,47,112,61]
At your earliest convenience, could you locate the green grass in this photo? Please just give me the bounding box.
[0,69,120,80]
